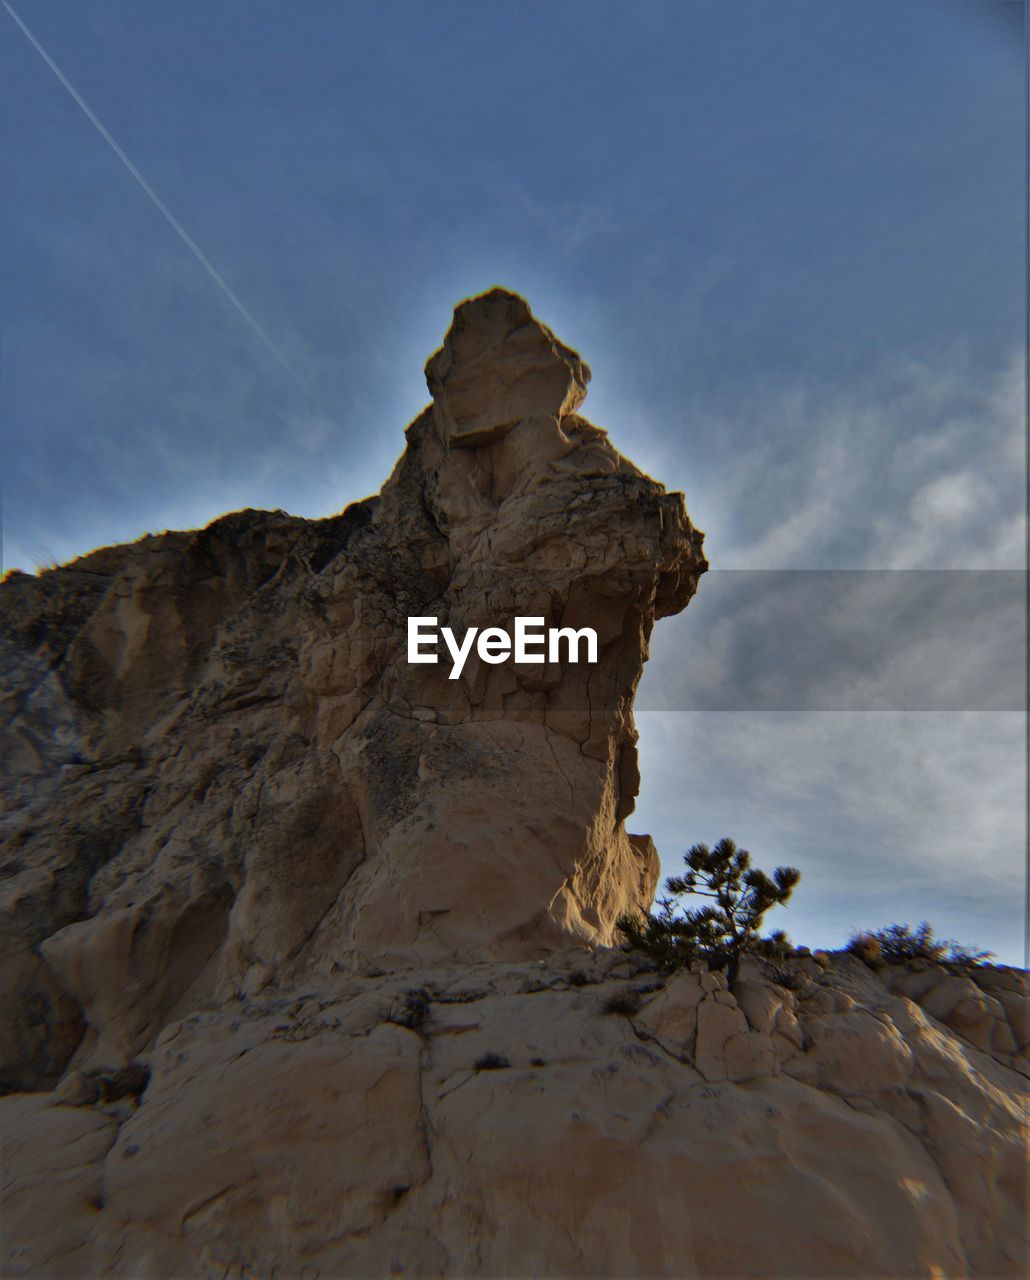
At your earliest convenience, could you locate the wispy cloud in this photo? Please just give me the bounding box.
[613,349,1025,572]
[500,178,620,256]
[628,350,1025,964]
[641,569,1025,712]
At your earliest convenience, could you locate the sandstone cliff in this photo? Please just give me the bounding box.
[1,288,705,1091]
[0,290,1025,1278]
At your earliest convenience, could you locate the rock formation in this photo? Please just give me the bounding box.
[2,946,1026,1278]
[1,288,705,1090]
[1,289,1025,1278]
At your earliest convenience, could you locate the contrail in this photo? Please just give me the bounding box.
[3,1,308,391]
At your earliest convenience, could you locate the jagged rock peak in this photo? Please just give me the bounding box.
[425,287,591,447]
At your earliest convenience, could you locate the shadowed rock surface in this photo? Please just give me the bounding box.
[1,290,1025,1278]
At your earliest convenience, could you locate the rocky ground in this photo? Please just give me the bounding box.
[2,946,1025,1277]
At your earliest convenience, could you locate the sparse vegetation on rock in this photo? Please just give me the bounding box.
[473,1051,510,1071]
[389,987,433,1031]
[848,921,994,970]
[601,988,643,1016]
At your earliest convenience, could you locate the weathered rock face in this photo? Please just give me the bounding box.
[0,288,705,1091]
[1,950,1026,1278]
[2,289,1026,1279]
[425,289,590,446]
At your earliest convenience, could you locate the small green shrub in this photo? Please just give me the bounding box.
[617,837,800,986]
[946,941,996,967]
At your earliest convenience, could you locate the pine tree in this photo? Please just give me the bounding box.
[618,837,800,985]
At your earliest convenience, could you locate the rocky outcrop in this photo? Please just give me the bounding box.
[1,288,705,1091]
[2,949,1026,1278]
[2,289,1025,1278]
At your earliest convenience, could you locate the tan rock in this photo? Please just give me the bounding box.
[885,962,949,1002]
[785,1007,914,1096]
[425,289,590,447]
[0,1094,115,1277]
[3,961,1023,1278]
[970,966,1026,996]
[694,995,749,1081]
[920,974,987,1022]
[732,977,786,1033]
[991,1018,1018,1056]
[948,994,1003,1053]
[53,1069,98,1107]
[994,989,1029,1042]
[101,1020,429,1271]
[773,1005,805,1049]
[0,288,706,1084]
[635,970,705,1052]
[888,967,1023,1063]
[723,1029,777,1082]
[40,884,232,1068]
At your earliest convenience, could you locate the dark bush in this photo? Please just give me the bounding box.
[850,922,993,969]
[601,989,642,1016]
[473,1051,510,1070]
[761,961,812,993]
[751,930,794,962]
[391,987,432,1031]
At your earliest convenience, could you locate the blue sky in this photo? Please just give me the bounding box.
[2,1,1025,959]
